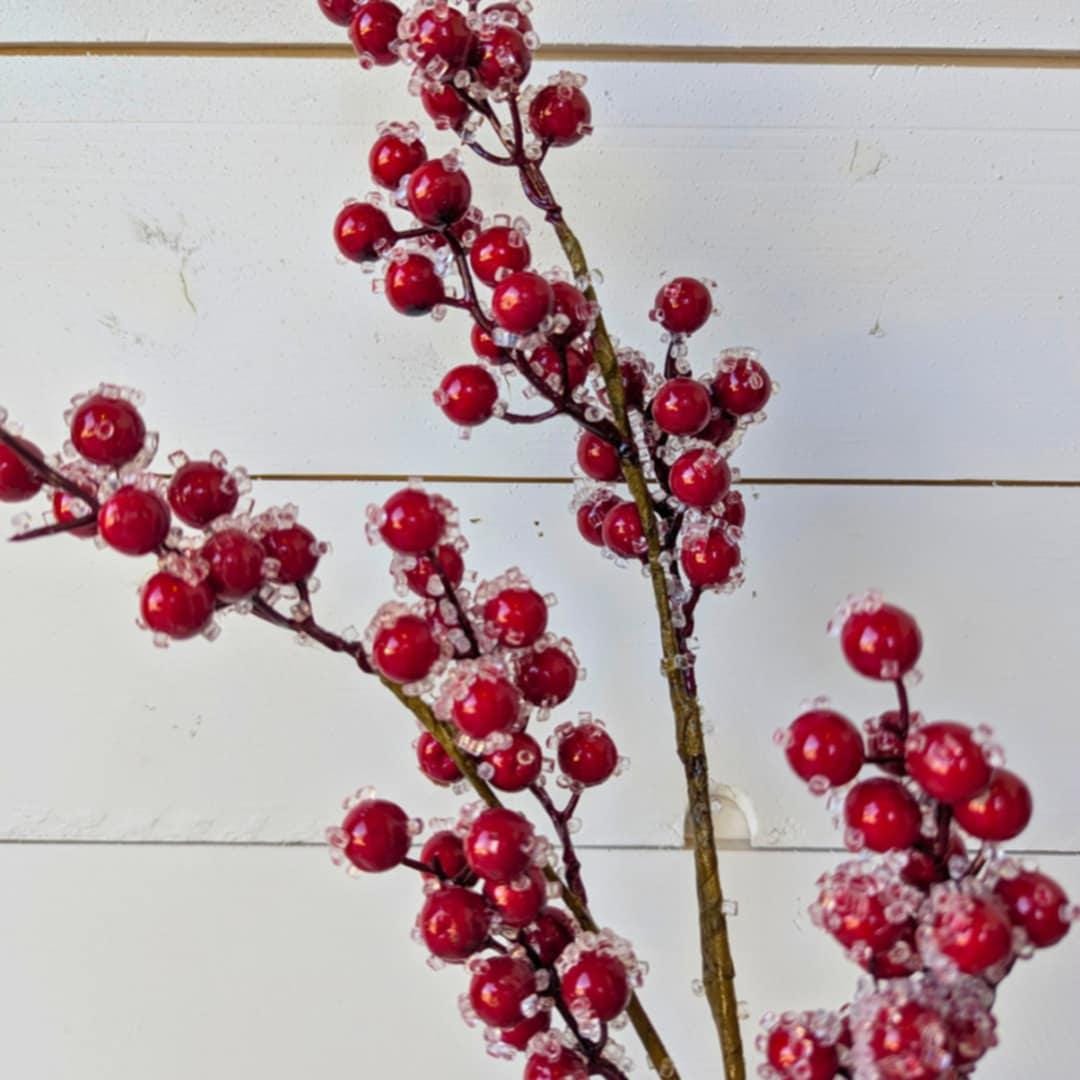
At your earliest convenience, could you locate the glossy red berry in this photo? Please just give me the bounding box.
[618,356,650,411]
[408,5,473,69]
[465,807,534,882]
[561,950,631,1022]
[498,1010,551,1051]
[932,891,1013,974]
[491,271,554,335]
[995,869,1072,948]
[483,586,548,648]
[714,354,772,416]
[333,201,395,262]
[576,492,620,547]
[558,723,618,787]
[380,489,446,554]
[470,26,532,88]
[699,408,738,447]
[385,252,445,315]
[263,524,320,583]
[469,226,531,287]
[651,377,711,436]
[527,907,576,965]
[421,82,470,131]
[484,867,547,928]
[341,798,411,873]
[416,732,463,787]
[532,343,589,393]
[70,394,146,467]
[524,1048,589,1080]
[668,448,730,508]
[654,277,712,335]
[167,460,238,528]
[903,834,967,889]
[515,645,577,707]
[785,709,865,788]
[406,158,472,226]
[905,722,991,804]
[844,778,922,852]
[318,0,360,26]
[818,872,908,954]
[576,432,620,482]
[403,543,464,597]
[602,500,646,559]
[436,364,498,426]
[419,886,492,962]
[549,280,591,343]
[452,673,521,739]
[471,322,505,362]
[868,1001,952,1080]
[528,84,592,148]
[483,731,543,792]
[469,955,535,1027]
[98,487,170,555]
[201,529,265,600]
[52,485,98,538]
[0,439,44,502]
[348,1,402,64]
[720,490,745,529]
[953,768,1032,842]
[420,829,472,883]
[140,572,215,640]
[369,131,427,189]
[482,2,533,33]
[841,602,923,681]
[372,613,440,683]
[765,1020,840,1080]
[680,526,740,588]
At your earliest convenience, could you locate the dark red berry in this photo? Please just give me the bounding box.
[419,886,491,962]
[318,0,359,26]
[407,5,473,70]
[380,488,445,554]
[452,673,521,739]
[577,432,620,482]
[654,277,712,335]
[905,722,991,804]
[699,408,738,446]
[52,484,98,538]
[464,807,534,882]
[528,83,591,147]
[601,500,646,559]
[532,343,589,393]
[841,602,922,681]
[576,493,620,547]
[469,225,531,287]
[765,1020,840,1080]
[482,2,533,33]
[421,82,470,131]
[818,872,908,955]
[167,460,238,528]
[668,448,730,508]
[403,543,465,597]
[526,907,576,965]
[561,950,630,1022]
[369,131,427,189]
[844,778,922,852]
[558,724,618,787]
[652,377,711,436]
[515,645,577,707]
[484,731,543,792]
[471,322,505,362]
[953,768,1032,842]
[470,26,531,88]
[549,280,591,343]
[868,1001,952,1080]
[484,867,547,928]
[202,529,265,600]
[0,439,44,502]
[483,586,548,648]
[499,1010,550,1051]
[618,356,650,411]
[680,526,740,588]
[995,869,1072,948]
[903,834,967,889]
[334,201,395,262]
[491,271,553,335]
[714,354,772,416]
[416,732,463,787]
[263,524,320,583]
[140,572,215,640]
[406,158,472,226]
[348,1,402,64]
[719,490,745,529]
[341,798,411,872]
[373,613,440,683]
[70,394,146,467]
[524,1049,589,1080]
[785,709,865,788]
[932,891,1013,974]
[468,955,535,1027]
[420,829,473,883]
[99,486,170,555]
[386,252,445,315]
[436,364,498,426]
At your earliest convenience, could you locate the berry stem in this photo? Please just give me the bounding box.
[10,513,97,542]
[894,677,911,728]
[401,855,437,876]
[433,554,481,658]
[500,407,561,425]
[530,781,587,907]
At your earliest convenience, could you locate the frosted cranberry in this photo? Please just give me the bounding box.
[869,1001,952,1080]
[421,82,470,131]
[469,226,531,287]
[527,907,576,965]
[333,201,395,262]
[528,84,591,147]
[524,1049,589,1080]
[865,927,921,979]
[699,408,738,446]
[406,158,472,226]
[386,252,445,315]
[576,492,620,547]
[602,500,646,559]
[420,829,473,883]
[532,344,589,392]
[483,586,548,647]
[318,0,359,26]
[654,277,712,335]
[482,2,533,33]
[680,527,740,589]
[464,807,534,882]
[561,950,630,1022]
[53,486,98,538]
[416,731,463,787]
[499,1010,551,1051]
[469,955,535,1026]
[436,364,498,427]
[995,869,1072,948]
[419,886,492,962]
[341,798,410,873]
[765,1020,839,1080]
[348,1,401,64]
[652,378,711,436]
[933,891,1013,974]
[167,460,238,527]
[99,487,170,555]
[70,394,146,466]
[408,5,473,69]
[470,26,531,88]
[373,613,440,683]
[841,602,922,680]
[903,835,966,889]
[484,731,543,792]
[844,778,921,852]
[905,722,990,804]
[715,355,771,416]
[785,709,865,787]
[720,490,745,529]
[618,357,650,411]
[369,131,427,189]
[404,543,464,597]
[452,674,521,739]
[558,724,618,787]
[819,875,906,954]
[0,439,43,502]
[485,867,547,928]
[668,448,730,508]
[471,322,505,362]
[516,645,577,707]
[380,489,446,553]
[140,572,215,640]
[549,280,591,343]
[202,529,265,600]
[576,432,620,482]
[491,271,554,334]
[263,524,320,583]
[953,768,1032,842]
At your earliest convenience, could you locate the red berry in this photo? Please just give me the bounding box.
[817,870,909,954]
[528,84,592,148]
[524,1048,589,1080]
[406,158,472,226]
[869,1001,953,1080]
[470,26,531,88]
[436,364,498,426]
[841,602,923,681]
[558,724,618,787]
[369,130,427,189]
[765,1019,839,1080]
[491,271,554,335]
[714,354,772,416]
[0,439,44,502]
[385,252,445,315]
[334,201,395,262]
[844,778,921,853]
[953,768,1032,842]
[515,645,577,707]
[699,408,738,446]
[419,886,492,962]
[905,722,991,804]
[484,867,547,928]
[140,572,215,640]
[340,798,411,873]
[52,484,98,538]
[263,524,321,584]
[318,0,359,26]
[932,890,1013,974]
[98,486,170,555]
[720,490,745,529]
[785,709,865,788]
[471,322,505,362]
[483,586,548,647]
[602,500,646,559]
[167,460,238,528]
[421,82,470,131]
[498,1010,550,1051]
[468,955,535,1027]
[654,277,712,335]
[561,950,631,1022]
[469,226,531,287]
[380,489,446,554]
[903,834,967,889]
[576,432,620,482]
[403,543,465,597]
[70,394,146,467]
[526,907,576,965]
[373,613,440,683]
[416,731,463,787]
[452,673,521,739]
[465,807,534,882]
[576,492,620,548]
[482,2,533,33]
[668,448,730,508]
[549,280,591,343]
[618,357,650,411]
[407,5,473,69]
[680,526,740,589]
[483,731,543,792]
[348,1,402,65]
[420,829,473,883]
[995,869,1072,948]
[532,343,589,393]
[202,529,265,600]
[651,377,711,436]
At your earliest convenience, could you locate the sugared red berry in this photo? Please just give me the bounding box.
[380,489,446,554]
[602,500,646,559]
[905,722,991,804]
[652,377,711,436]
[419,886,492,962]
[263,524,320,583]
[407,5,473,70]
[420,829,473,882]
[341,798,411,872]
[528,84,592,148]
[482,2,533,32]
[817,869,909,954]
[524,1048,589,1080]
[406,158,472,226]
[561,950,630,1022]
[953,768,1032,842]
[844,778,922,852]
[404,543,465,597]
[576,492,620,547]
[654,277,712,335]
[452,673,521,739]
[868,1001,952,1080]
[470,26,531,88]
[714,354,772,416]
[491,271,553,335]
[0,439,44,502]
[483,586,548,648]
[841,602,923,681]
[140,572,215,640]
[369,131,427,189]
[515,645,577,707]
[70,394,146,467]
[785,709,865,788]
[202,529,265,600]
[483,731,543,792]
[334,201,395,262]
[720,490,745,529]
[373,613,440,683]
[699,408,738,446]
[421,82,470,131]
[468,955,535,1027]
[386,252,445,315]
[167,460,238,528]
[471,322,505,362]
[932,890,1013,974]
[52,484,98,538]
[526,907,576,965]
[668,447,730,508]
[549,280,591,343]
[995,869,1072,948]
[469,226,531,287]
[499,1010,551,1051]
[465,807,534,882]
[99,487,170,555]
[765,1018,840,1080]
[436,364,498,427]
[416,731,463,787]
[531,344,589,393]
[484,867,547,928]
[348,1,402,65]
[680,526,740,588]
[577,432,620,482]
[318,0,359,26]
[557,723,618,787]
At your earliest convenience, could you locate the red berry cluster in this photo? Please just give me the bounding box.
[760,593,1076,1078]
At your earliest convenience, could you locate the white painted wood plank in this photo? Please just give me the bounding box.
[1,481,1079,850]
[3,0,1079,50]
[0,845,1075,1078]
[3,58,1079,480]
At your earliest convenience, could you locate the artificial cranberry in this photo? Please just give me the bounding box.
[933,891,1013,974]
[482,2,533,33]
[557,724,618,787]
[491,271,554,335]
[404,543,465,597]
[516,645,577,707]
[526,907,576,965]
[844,778,922,852]
[419,886,492,962]
[452,673,521,739]
[484,867,547,928]
[469,955,535,1027]
[561,950,631,1022]
[406,158,472,226]
[765,1020,840,1080]
[416,731,463,787]
[869,1001,952,1080]
[483,586,548,647]
[654,277,712,335]
[340,798,411,873]
[549,280,591,343]
[420,829,473,884]
[532,344,590,393]
[602,501,646,559]
[576,432,620,482]
[469,226,531,286]
[576,492,620,548]
[953,768,1032,842]
[263,524,320,583]
[699,408,738,446]
[484,731,543,792]
[369,131,427,189]
[818,873,907,954]
[52,486,98,538]
[318,0,359,26]
[471,322,505,362]
[499,1010,551,1051]
[865,928,921,979]
[905,722,991,804]
[995,869,1072,948]
[385,252,445,315]
[98,487,170,555]
[680,527,740,588]
[668,448,731,508]
[841,602,923,680]
[201,529,265,600]
[407,5,473,69]
[651,377,711,436]
[421,82,470,131]
[714,355,772,416]
[0,439,43,502]
[140,572,215,640]
[348,1,402,64]
[720,490,745,529]
[372,613,440,683]
[785,709,865,788]
[465,807,534,882]
[528,84,592,147]
[903,835,967,889]
[435,364,498,427]
[618,356,650,411]
[380,489,446,554]
[524,1049,589,1080]
[70,394,146,466]
[333,201,395,262]
[167,460,238,528]
[470,26,531,88]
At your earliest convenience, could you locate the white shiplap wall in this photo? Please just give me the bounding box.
[1,4,1078,1078]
